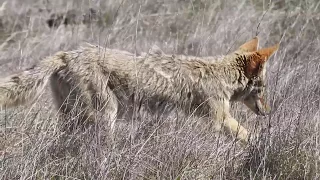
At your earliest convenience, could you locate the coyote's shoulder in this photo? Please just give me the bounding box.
[0,37,279,144]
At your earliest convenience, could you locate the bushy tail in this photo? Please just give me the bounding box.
[0,51,67,109]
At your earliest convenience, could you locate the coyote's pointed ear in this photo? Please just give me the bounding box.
[256,43,279,62]
[237,37,259,52]
[149,45,164,56]
[245,43,279,77]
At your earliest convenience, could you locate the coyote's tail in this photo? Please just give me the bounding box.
[0,51,67,109]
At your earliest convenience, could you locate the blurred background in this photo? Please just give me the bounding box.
[0,0,319,179]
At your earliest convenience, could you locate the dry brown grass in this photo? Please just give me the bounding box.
[0,0,319,179]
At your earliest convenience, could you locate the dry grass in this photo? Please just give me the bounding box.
[0,0,319,179]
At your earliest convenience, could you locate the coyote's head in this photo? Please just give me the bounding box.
[234,37,279,116]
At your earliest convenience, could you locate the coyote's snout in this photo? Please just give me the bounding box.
[0,37,279,144]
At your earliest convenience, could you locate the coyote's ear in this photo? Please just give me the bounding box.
[149,45,164,56]
[256,43,279,62]
[246,43,279,77]
[237,37,259,52]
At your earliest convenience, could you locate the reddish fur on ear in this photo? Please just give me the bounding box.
[238,37,259,52]
[256,43,279,62]
[245,54,262,77]
[245,43,279,77]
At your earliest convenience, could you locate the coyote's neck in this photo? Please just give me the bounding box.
[203,55,249,101]
[158,54,249,101]
[225,56,250,101]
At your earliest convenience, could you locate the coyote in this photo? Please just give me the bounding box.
[0,37,279,144]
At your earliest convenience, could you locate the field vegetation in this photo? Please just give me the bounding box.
[0,0,319,179]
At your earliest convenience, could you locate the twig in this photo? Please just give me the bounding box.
[255,1,272,36]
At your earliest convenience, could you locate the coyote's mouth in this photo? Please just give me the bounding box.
[243,96,270,116]
[255,97,270,116]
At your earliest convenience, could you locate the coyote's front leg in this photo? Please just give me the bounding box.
[210,100,249,144]
[93,86,118,134]
[87,72,118,134]
[222,116,248,144]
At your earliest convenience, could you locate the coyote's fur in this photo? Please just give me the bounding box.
[0,37,279,144]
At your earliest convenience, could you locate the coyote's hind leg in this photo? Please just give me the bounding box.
[50,71,97,130]
[90,83,118,135]
[50,68,118,134]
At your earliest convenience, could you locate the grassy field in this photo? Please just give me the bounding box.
[0,0,319,179]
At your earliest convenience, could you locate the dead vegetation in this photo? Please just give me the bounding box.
[0,0,319,179]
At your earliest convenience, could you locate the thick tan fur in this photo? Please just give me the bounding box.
[0,37,279,144]
[0,52,67,108]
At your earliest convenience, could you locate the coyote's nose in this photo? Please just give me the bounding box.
[256,98,271,116]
